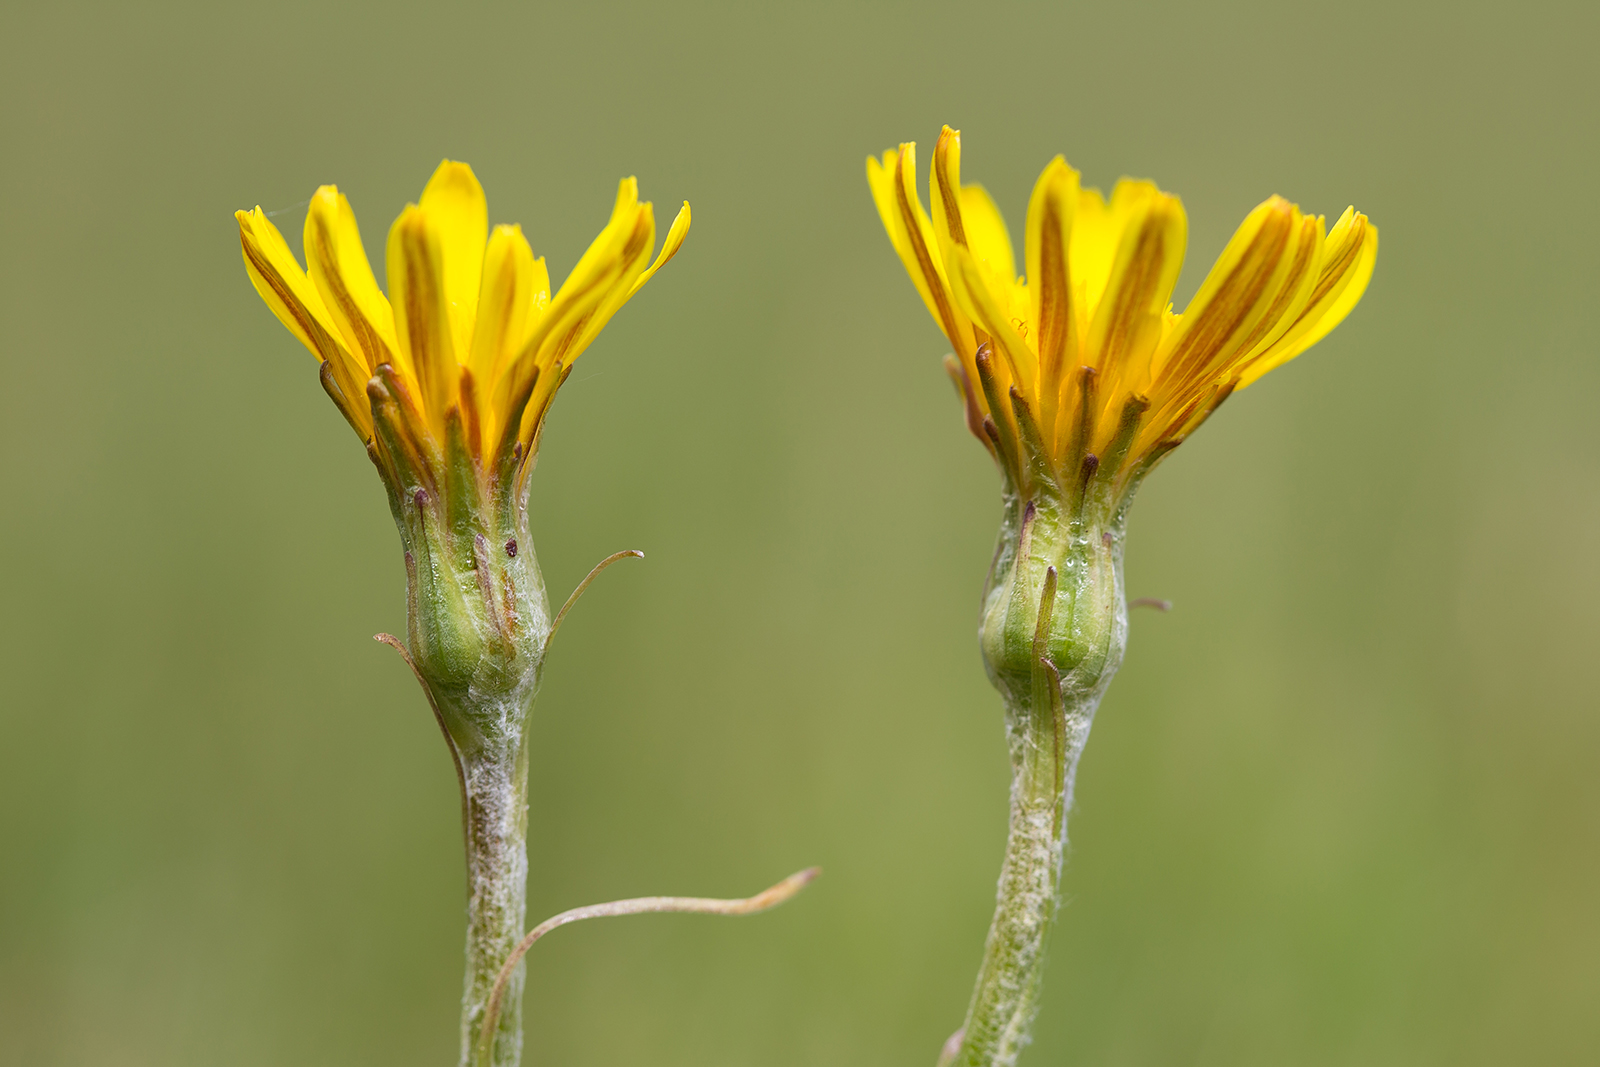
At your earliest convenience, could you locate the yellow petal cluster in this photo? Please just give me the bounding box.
[237,161,689,472]
[868,127,1376,499]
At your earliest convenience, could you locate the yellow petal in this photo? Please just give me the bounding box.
[1236,209,1378,388]
[956,184,1031,355]
[237,207,341,361]
[303,185,396,375]
[932,132,1031,381]
[929,126,967,264]
[1024,156,1081,399]
[526,256,552,331]
[868,148,947,329]
[1154,196,1321,400]
[387,204,457,428]
[236,206,371,435]
[930,127,1020,310]
[468,223,538,410]
[959,185,1016,284]
[1070,180,1174,323]
[947,241,1035,393]
[628,200,691,297]
[1220,210,1328,374]
[488,185,639,432]
[419,160,488,359]
[1084,183,1187,396]
[878,142,973,353]
[609,176,641,226]
[510,225,643,450]
[540,178,641,340]
[551,202,657,367]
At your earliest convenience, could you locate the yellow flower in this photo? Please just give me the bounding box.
[868,126,1376,504]
[236,160,689,493]
[235,162,695,1062]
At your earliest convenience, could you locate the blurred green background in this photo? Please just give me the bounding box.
[2,1,1596,1064]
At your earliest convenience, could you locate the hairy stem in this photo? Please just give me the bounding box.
[458,734,531,1067]
[955,683,1098,1067]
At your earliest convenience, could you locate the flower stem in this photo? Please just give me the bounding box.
[458,733,531,1067]
[954,681,1099,1067]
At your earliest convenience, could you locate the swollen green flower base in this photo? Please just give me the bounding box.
[377,441,551,1067]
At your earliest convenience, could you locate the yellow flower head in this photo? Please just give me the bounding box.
[868,127,1376,505]
[236,160,689,496]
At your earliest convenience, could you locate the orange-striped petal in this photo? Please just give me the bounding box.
[628,200,690,297]
[1024,156,1081,408]
[558,203,656,366]
[1083,183,1186,400]
[304,185,396,376]
[872,142,973,356]
[931,127,1023,339]
[419,160,488,358]
[1236,208,1378,387]
[387,204,457,428]
[868,148,948,335]
[1153,195,1313,401]
[947,241,1034,393]
[1070,180,1171,320]
[237,207,342,363]
[488,184,639,436]
[468,224,539,433]
[237,206,371,435]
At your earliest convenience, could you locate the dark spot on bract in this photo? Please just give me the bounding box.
[504,539,518,557]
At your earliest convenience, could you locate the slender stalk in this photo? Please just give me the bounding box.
[372,630,538,1067]
[459,732,532,1067]
[955,684,1097,1067]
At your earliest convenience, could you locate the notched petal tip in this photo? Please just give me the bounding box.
[1257,193,1301,226]
[422,159,484,204]
[391,202,429,240]
[867,148,899,179]
[1038,155,1078,189]
[612,176,641,219]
